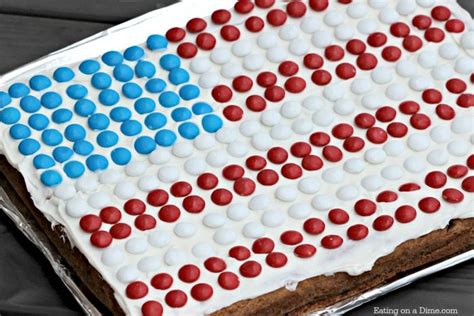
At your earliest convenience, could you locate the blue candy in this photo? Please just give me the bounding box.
[40,92,63,109]
[159,54,180,70]
[122,83,143,99]
[120,120,142,136]
[144,112,167,130]
[192,102,213,115]
[135,60,156,78]
[134,97,155,114]
[146,34,168,50]
[145,78,166,93]
[41,129,63,146]
[88,113,110,130]
[33,154,55,169]
[91,72,112,89]
[99,89,120,106]
[79,60,100,74]
[124,45,144,61]
[64,161,85,178]
[202,114,223,133]
[65,124,86,142]
[111,147,132,165]
[158,91,180,108]
[102,51,123,66]
[168,68,190,85]
[74,99,96,117]
[52,109,73,124]
[113,64,134,82]
[18,138,40,156]
[0,107,21,124]
[9,124,31,139]
[20,95,41,113]
[53,146,73,162]
[0,91,12,108]
[73,140,94,156]
[29,75,52,91]
[66,84,88,100]
[96,130,119,147]
[40,170,62,186]
[86,154,109,171]
[28,113,49,130]
[8,83,30,98]
[178,122,200,139]
[134,136,156,154]
[53,67,75,82]
[171,107,192,122]
[110,106,131,122]
[155,129,176,147]
[179,84,200,100]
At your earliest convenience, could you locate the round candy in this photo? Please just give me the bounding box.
[41,129,63,146]
[18,139,40,155]
[145,113,167,130]
[135,136,156,154]
[41,92,63,109]
[28,113,49,130]
[73,140,94,156]
[171,107,192,122]
[134,60,156,78]
[111,148,132,165]
[98,89,120,106]
[159,54,181,70]
[65,124,86,141]
[91,72,112,89]
[9,124,31,139]
[159,91,180,108]
[147,34,168,50]
[74,99,96,117]
[33,154,55,169]
[120,120,142,136]
[88,113,110,130]
[179,84,200,100]
[124,45,144,61]
[29,75,52,91]
[53,67,74,82]
[52,109,72,124]
[145,78,166,93]
[202,114,223,133]
[122,83,143,99]
[110,107,131,122]
[40,170,62,186]
[86,154,109,171]
[178,122,200,139]
[0,107,20,124]
[0,91,11,108]
[113,64,134,82]
[169,68,190,85]
[102,51,123,66]
[79,60,100,74]
[52,146,73,162]
[97,130,119,147]
[64,161,85,178]
[19,95,40,113]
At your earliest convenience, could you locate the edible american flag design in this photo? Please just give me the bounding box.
[0,0,473,315]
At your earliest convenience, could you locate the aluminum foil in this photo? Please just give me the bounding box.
[0,0,473,315]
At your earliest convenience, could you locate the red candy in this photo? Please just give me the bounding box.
[212,85,233,103]
[90,230,112,248]
[126,281,148,299]
[462,177,474,192]
[347,224,369,241]
[399,100,420,114]
[266,252,288,268]
[355,113,376,129]
[287,1,307,17]
[267,147,288,164]
[399,183,421,192]
[410,113,431,130]
[204,257,227,273]
[141,301,163,316]
[366,127,388,144]
[356,53,378,70]
[257,169,279,185]
[424,27,445,42]
[281,163,303,179]
[446,78,467,94]
[223,105,244,121]
[328,208,350,224]
[124,199,146,215]
[435,104,455,120]
[246,95,267,112]
[285,77,306,93]
[182,195,205,213]
[418,197,441,213]
[373,215,394,231]
[387,122,409,138]
[280,230,303,245]
[177,42,198,58]
[211,189,233,205]
[310,131,331,146]
[354,199,376,216]
[197,173,218,190]
[382,46,402,62]
[166,27,186,42]
[191,283,213,301]
[325,45,345,61]
[395,205,417,223]
[178,264,200,283]
[343,136,365,152]
[431,6,451,21]
[165,290,187,308]
[322,145,343,162]
[309,0,329,11]
[264,85,285,102]
[367,32,387,47]
[109,223,131,239]
[294,244,317,258]
[332,123,353,139]
[303,53,324,69]
[303,218,325,235]
[234,1,254,14]
[425,171,447,188]
[232,76,253,92]
[186,17,206,33]
[346,39,366,55]
[246,155,267,170]
[211,9,231,24]
[80,214,102,233]
[134,214,156,231]
[311,69,332,85]
[321,235,343,249]
[252,237,275,254]
[412,15,432,30]
[257,71,277,87]
[279,61,299,76]
[390,22,410,37]
[290,142,311,157]
[468,155,474,169]
[240,261,262,278]
[442,188,464,203]
[196,33,216,50]
[447,165,468,178]
[457,94,474,108]
[147,189,169,207]
[445,19,465,33]
[218,272,240,290]
[99,206,121,224]
[335,63,356,79]
[170,181,192,197]
[267,9,287,26]
[302,155,324,170]
[256,0,275,8]
[403,35,423,52]
[159,205,181,222]
[223,164,245,180]
[376,191,398,203]
[376,106,396,122]
[220,25,241,41]
[151,273,173,290]
[234,178,256,196]
[229,246,251,261]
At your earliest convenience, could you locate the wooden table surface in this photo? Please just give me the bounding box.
[0,1,472,315]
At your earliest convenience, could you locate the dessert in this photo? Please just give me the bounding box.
[0,0,473,315]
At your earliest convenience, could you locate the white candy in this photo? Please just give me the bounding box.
[216,127,238,143]
[279,24,299,41]
[266,46,288,63]
[365,148,386,164]
[344,158,366,174]
[275,185,298,202]
[249,194,271,210]
[116,265,139,283]
[194,134,216,150]
[239,119,261,137]
[311,30,333,48]
[281,102,301,119]
[192,242,214,258]
[381,165,404,180]
[232,39,252,57]
[138,256,161,273]
[347,3,369,18]
[416,0,434,7]
[114,181,136,199]
[289,39,310,56]
[368,0,388,8]
[252,133,273,151]
[311,194,334,211]
[322,167,344,184]
[126,237,148,254]
[206,149,228,167]
[242,222,265,238]
[378,7,399,24]
[447,140,470,156]
[403,156,427,173]
[408,76,431,91]
[174,222,197,238]
[351,78,374,94]
[54,184,76,200]
[455,57,474,74]
[334,99,356,116]
[439,43,459,60]
[323,84,344,101]
[164,248,186,266]
[190,57,211,74]
[210,47,231,64]
[243,54,265,71]
[75,175,98,193]
[227,141,249,157]
[312,109,335,127]
[357,19,379,34]
[213,228,237,245]
[396,0,416,15]
[101,247,124,266]
[383,140,405,157]
[227,204,249,221]
[99,169,123,184]
[87,191,111,209]
[271,124,292,140]
[149,149,171,165]
[292,118,313,135]
[431,64,453,80]
[261,210,285,227]
[336,185,360,201]
[184,157,206,176]
[361,93,384,110]
[126,161,148,177]
[148,230,171,248]
[430,126,451,143]
[203,213,226,228]
[407,133,430,151]
[287,203,311,219]
[386,83,407,100]
[361,175,384,191]
[427,149,449,166]
[199,72,220,89]
[138,175,159,192]
[451,117,473,134]
[303,96,326,111]
[396,60,417,77]
[371,67,393,85]
[461,31,474,50]
[324,11,344,26]
[157,165,179,183]
[298,177,320,194]
[300,16,320,33]
[221,63,243,79]
[418,51,438,68]
[258,32,278,49]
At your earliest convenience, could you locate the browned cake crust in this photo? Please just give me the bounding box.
[1,155,473,315]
